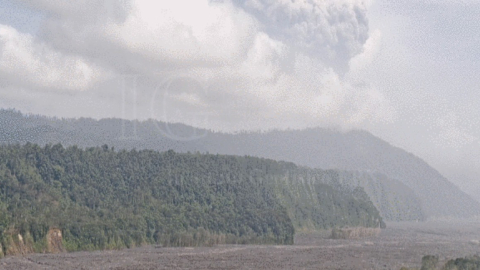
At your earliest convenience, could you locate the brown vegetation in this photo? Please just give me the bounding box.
[3,232,34,256]
[47,228,64,253]
[1,221,480,269]
[1,227,65,256]
[330,227,381,239]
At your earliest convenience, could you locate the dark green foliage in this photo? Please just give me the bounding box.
[3,108,473,221]
[0,143,383,254]
[271,170,385,230]
[0,109,433,222]
[402,255,480,270]
[443,255,480,270]
[421,255,439,270]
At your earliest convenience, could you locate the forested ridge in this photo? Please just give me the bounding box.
[1,109,478,221]
[0,143,383,256]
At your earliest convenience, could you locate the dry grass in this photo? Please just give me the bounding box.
[330,227,381,239]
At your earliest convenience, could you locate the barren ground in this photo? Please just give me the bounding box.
[1,221,480,270]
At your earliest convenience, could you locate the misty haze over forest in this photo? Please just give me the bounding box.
[1,0,480,202]
[1,0,480,269]
[1,109,480,220]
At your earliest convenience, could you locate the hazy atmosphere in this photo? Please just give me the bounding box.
[1,0,480,199]
[2,1,480,269]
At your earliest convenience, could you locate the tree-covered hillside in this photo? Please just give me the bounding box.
[0,143,383,256]
[1,109,477,220]
[329,171,424,221]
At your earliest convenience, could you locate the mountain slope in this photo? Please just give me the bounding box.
[1,109,478,220]
[324,171,424,221]
[0,143,383,255]
[214,129,480,219]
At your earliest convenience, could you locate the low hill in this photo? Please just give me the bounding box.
[0,143,383,256]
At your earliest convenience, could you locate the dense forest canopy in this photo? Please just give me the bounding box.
[1,109,477,221]
[0,143,383,255]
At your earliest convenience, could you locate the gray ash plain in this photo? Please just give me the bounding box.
[1,221,480,270]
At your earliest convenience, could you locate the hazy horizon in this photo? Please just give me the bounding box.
[1,0,479,199]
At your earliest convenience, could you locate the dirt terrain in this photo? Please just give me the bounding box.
[1,221,479,270]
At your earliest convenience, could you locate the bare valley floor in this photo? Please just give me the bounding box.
[1,221,480,270]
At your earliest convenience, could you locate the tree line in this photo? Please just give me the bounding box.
[0,143,383,255]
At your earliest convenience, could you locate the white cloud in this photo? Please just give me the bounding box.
[0,0,394,132]
[238,32,286,80]
[102,0,259,67]
[26,0,260,72]
[17,0,129,23]
[348,29,382,77]
[4,0,480,201]
[0,24,106,91]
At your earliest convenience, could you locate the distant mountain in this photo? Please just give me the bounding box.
[1,109,478,220]
[214,129,480,219]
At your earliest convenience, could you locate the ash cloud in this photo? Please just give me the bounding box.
[0,0,391,131]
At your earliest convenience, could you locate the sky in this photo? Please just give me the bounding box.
[0,0,480,199]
